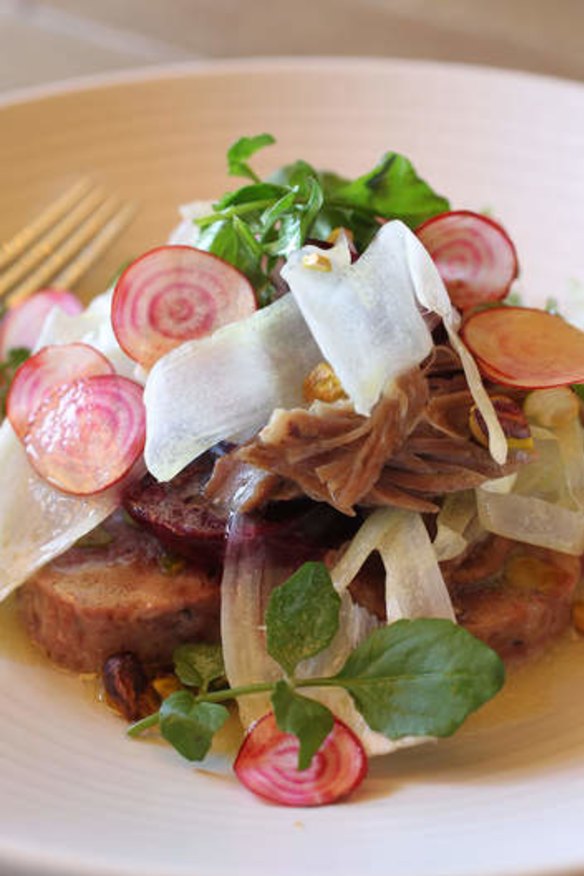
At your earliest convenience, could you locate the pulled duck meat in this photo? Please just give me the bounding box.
[234,368,429,515]
[215,350,531,516]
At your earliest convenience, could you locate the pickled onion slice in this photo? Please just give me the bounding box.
[0,288,83,357]
[416,211,518,311]
[7,342,113,439]
[462,307,584,388]
[111,245,257,368]
[24,374,145,495]
[234,712,367,806]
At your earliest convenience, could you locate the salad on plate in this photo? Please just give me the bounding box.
[1,133,584,807]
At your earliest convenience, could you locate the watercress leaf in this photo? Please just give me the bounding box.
[173,643,225,691]
[264,209,304,258]
[197,219,266,290]
[159,691,229,761]
[572,384,584,402]
[269,159,320,188]
[260,190,297,237]
[333,152,450,228]
[266,561,341,676]
[300,175,324,234]
[227,133,276,182]
[214,182,285,211]
[271,680,334,771]
[335,618,505,738]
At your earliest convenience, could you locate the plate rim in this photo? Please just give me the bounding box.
[0,54,583,112]
[1,54,584,876]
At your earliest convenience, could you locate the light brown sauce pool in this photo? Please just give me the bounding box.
[2,592,583,776]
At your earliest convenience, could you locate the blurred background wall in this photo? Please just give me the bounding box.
[0,0,583,90]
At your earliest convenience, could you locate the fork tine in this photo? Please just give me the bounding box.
[6,199,128,308]
[54,203,135,291]
[0,179,93,271]
[0,186,106,297]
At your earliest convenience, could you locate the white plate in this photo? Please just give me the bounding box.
[1,58,584,876]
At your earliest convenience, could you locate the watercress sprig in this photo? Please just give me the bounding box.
[191,134,450,303]
[129,561,505,770]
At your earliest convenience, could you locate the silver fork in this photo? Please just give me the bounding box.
[0,180,134,308]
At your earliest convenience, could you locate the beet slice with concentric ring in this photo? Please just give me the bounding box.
[7,342,114,439]
[24,374,146,495]
[0,288,83,358]
[416,210,519,311]
[111,245,257,369]
[234,712,367,806]
[461,306,584,389]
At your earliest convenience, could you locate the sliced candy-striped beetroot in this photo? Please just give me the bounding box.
[0,289,83,358]
[416,210,519,311]
[111,245,257,368]
[462,306,584,388]
[7,343,113,439]
[234,712,367,807]
[24,374,145,496]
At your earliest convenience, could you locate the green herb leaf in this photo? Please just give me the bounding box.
[196,219,267,292]
[227,133,276,182]
[332,152,450,229]
[266,561,341,676]
[0,346,31,418]
[214,182,285,212]
[334,618,505,738]
[271,680,334,770]
[159,691,229,761]
[173,643,225,691]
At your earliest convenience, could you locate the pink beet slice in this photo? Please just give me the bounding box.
[7,342,113,439]
[24,374,145,495]
[0,289,83,358]
[234,712,368,807]
[416,210,519,311]
[462,306,584,388]
[111,245,257,369]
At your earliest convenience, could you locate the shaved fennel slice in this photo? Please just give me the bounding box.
[0,423,120,601]
[37,290,140,381]
[326,508,454,754]
[403,228,508,466]
[476,488,584,555]
[144,295,320,482]
[433,491,478,562]
[377,510,455,623]
[282,223,433,416]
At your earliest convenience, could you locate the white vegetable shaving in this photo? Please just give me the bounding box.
[0,423,121,601]
[401,225,509,466]
[144,294,321,481]
[282,224,433,416]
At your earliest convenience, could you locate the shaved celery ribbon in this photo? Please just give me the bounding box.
[221,508,454,756]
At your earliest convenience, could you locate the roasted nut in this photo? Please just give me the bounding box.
[152,674,182,699]
[303,361,348,404]
[469,395,534,452]
[504,553,559,594]
[301,252,332,272]
[327,227,354,245]
[102,652,160,721]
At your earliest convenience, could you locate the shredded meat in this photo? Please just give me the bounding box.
[221,347,530,516]
[237,368,428,515]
